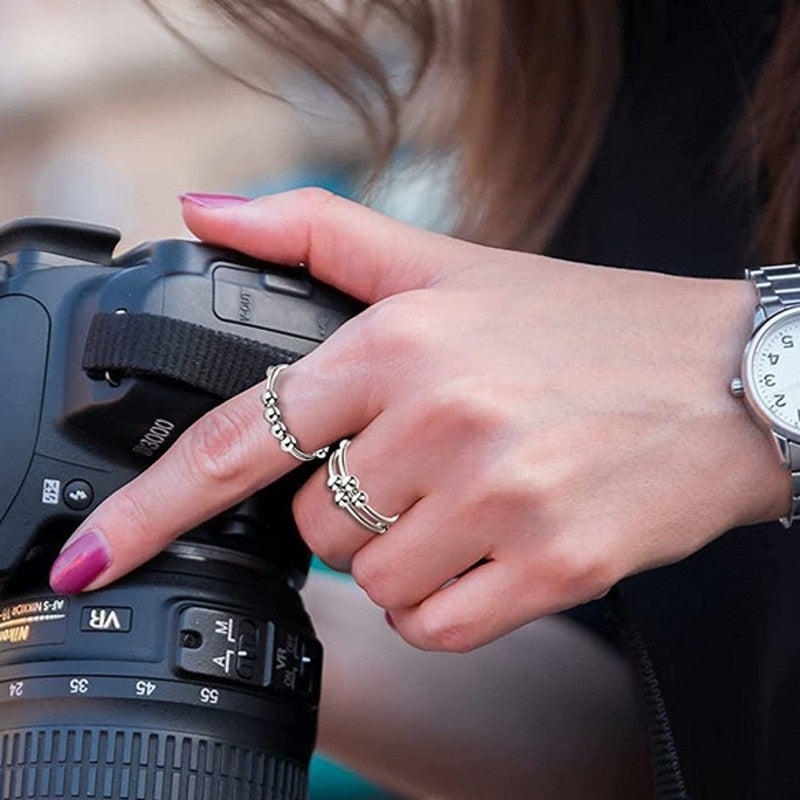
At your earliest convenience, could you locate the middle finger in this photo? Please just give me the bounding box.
[292,408,428,568]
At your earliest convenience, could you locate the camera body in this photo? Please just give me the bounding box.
[0,218,358,799]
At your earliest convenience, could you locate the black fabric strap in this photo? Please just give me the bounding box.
[83,312,299,399]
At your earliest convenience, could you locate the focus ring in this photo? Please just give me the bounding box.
[0,726,307,800]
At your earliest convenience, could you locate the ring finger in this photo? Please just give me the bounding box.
[292,407,430,569]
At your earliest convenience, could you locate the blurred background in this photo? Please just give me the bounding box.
[0,1,454,797]
[0,0,454,251]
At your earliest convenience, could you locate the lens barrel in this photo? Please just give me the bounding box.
[0,548,321,800]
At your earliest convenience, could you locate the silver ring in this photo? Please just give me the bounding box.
[326,439,400,534]
[261,364,330,462]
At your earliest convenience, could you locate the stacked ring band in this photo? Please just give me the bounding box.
[261,364,330,462]
[327,439,400,534]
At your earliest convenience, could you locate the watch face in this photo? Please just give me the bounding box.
[745,308,800,436]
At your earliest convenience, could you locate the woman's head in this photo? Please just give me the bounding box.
[151,0,800,261]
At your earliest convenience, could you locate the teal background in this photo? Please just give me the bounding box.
[310,756,401,799]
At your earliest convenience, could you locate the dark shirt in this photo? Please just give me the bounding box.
[547,2,787,798]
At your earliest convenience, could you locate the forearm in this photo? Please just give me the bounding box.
[303,571,651,800]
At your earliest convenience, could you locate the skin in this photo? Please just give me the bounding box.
[52,187,790,654]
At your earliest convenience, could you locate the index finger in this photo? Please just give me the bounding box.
[180,188,480,303]
[48,335,376,594]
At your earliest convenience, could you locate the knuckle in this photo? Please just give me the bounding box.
[182,405,253,486]
[294,187,340,262]
[357,294,433,361]
[543,541,612,601]
[111,488,154,539]
[574,552,614,599]
[292,186,336,211]
[476,445,574,521]
[350,555,397,608]
[416,610,478,653]
[480,461,537,511]
[424,380,507,442]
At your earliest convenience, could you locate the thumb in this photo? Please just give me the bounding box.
[180,188,475,303]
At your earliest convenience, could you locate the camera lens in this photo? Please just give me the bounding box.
[0,534,321,799]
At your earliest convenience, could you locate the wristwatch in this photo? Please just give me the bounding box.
[731,264,800,527]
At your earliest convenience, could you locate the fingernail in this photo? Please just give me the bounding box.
[384,610,396,630]
[179,192,252,209]
[49,531,111,595]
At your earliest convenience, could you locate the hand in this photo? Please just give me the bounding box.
[48,189,790,651]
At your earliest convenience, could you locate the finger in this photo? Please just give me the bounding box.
[48,344,378,594]
[291,408,431,570]
[180,188,480,303]
[349,496,493,610]
[389,560,552,653]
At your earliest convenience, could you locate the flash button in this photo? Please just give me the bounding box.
[63,480,94,511]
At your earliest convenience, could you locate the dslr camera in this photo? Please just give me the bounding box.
[0,218,358,800]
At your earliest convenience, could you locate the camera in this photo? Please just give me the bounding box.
[0,218,359,799]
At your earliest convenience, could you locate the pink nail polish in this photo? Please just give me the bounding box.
[49,531,111,595]
[179,192,252,209]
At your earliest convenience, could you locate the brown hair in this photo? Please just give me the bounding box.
[149,0,800,258]
[742,1,800,262]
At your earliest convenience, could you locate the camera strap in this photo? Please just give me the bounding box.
[82,312,299,398]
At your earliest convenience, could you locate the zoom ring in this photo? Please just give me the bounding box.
[0,726,307,800]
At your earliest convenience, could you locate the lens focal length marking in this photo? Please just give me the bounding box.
[0,675,286,718]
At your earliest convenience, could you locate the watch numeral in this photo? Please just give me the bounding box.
[782,334,795,348]
[769,353,780,365]
[765,374,777,387]
[775,394,787,408]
